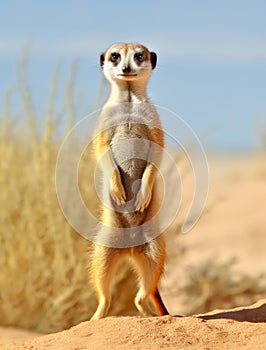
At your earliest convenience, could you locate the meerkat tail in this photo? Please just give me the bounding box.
[151,288,169,316]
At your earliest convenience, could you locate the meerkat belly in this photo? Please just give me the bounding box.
[111,123,150,200]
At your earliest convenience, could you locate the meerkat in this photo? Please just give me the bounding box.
[90,42,168,320]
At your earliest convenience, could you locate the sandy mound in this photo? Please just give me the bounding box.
[1,300,265,350]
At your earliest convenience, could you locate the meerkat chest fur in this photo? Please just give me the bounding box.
[102,104,155,200]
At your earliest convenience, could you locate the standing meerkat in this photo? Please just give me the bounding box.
[90,42,168,320]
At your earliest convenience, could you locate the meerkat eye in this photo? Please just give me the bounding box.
[134,53,144,62]
[110,53,120,62]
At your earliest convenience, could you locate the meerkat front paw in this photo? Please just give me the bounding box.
[135,180,152,212]
[110,169,126,205]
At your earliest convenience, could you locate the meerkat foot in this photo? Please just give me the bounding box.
[90,300,110,321]
[134,289,154,317]
[135,180,152,212]
[110,169,126,205]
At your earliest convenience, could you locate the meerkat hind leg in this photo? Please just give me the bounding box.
[90,247,123,321]
[132,252,166,317]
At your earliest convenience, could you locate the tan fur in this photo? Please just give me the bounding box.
[90,43,168,320]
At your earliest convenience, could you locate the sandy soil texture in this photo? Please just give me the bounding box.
[0,300,265,350]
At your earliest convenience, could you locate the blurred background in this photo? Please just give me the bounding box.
[0,0,265,334]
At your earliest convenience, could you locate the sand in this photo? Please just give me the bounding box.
[1,300,266,350]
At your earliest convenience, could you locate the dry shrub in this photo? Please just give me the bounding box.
[182,258,266,315]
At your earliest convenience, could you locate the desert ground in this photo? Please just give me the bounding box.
[0,300,266,349]
[0,153,265,349]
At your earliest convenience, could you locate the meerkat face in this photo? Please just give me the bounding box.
[100,43,157,82]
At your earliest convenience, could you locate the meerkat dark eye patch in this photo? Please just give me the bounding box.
[150,52,157,69]
[110,52,120,63]
[134,53,144,63]
[100,53,105,68]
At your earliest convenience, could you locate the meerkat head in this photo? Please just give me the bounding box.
[100,43,157,83]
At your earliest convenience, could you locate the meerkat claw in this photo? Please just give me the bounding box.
[110,171,126,205]
[135,182,152,212]
[111,191,126,206]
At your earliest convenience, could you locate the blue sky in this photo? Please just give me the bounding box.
[1,0,266,151]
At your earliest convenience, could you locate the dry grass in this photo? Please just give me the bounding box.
[0,57,97,333]
[182,258,266,315]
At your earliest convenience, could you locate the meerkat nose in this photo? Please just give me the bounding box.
[122,65,131,73]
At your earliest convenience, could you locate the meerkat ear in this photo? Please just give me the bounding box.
[100,53,105,68]
[150,52,157,69]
